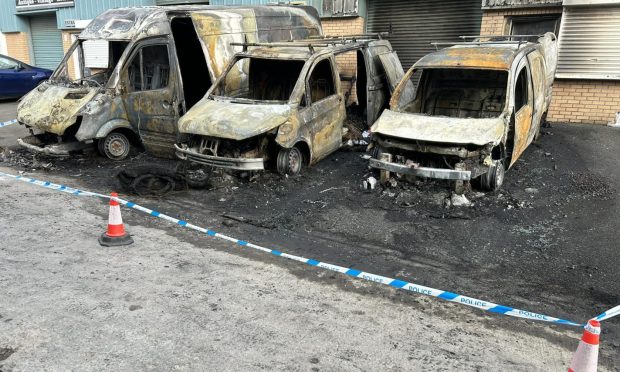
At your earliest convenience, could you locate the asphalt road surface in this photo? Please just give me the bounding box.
[0,101,618,370]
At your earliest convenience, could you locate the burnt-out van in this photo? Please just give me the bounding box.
[17,5,322,160]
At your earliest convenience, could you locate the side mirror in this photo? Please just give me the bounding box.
[14,63,23,71]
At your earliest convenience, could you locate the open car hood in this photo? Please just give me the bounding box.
[178,99,290,141]
[17,83,99,135]
[370,110,506,146]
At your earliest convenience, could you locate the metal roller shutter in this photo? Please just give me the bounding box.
[367,0,483,69]
[29,14,63,70]
[557,6,620,80]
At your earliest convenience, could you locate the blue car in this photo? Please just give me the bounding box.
[0,54,53,99]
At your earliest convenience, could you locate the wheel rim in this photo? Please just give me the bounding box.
[288,148,302,174]
[105,134,129,159]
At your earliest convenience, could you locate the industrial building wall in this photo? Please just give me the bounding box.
[482,5,620,125]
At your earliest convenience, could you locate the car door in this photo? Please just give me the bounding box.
[120,39,179,157]
[510,58,534,166]
[0,56,36,98]
[358,45,414,126]
[298,56,345,162]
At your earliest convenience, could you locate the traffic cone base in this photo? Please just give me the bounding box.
[99,192,134,247]
[99,232,134,247]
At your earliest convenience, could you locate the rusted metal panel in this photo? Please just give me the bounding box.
[17,85,98,135]
[414,47,516,70]
[178,100,290,140]
[371,110,505,146]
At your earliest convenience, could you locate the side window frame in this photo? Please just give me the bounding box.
[513,60,533,113]
[122,39,171,93]
[305,56,338,106]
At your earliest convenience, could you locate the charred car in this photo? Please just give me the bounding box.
[175,36,406,176]
[368,33,557,191]
[17,5,322,160]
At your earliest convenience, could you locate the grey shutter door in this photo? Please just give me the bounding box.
[557,6,620,80]
[30,14,63,70]
[367,0,483,69]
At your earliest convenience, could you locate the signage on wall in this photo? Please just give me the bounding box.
[15,0,75,12]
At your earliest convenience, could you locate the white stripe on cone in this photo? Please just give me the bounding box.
[109,204,123,225]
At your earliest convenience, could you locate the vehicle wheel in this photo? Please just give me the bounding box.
[479,159,505,192]
[98,132,131,161]
[182,162,212,189]
[276,146,303,176]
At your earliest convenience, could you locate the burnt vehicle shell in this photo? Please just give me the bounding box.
[368,33,558,191]
[16,5,322,160]
[175,38,406,176]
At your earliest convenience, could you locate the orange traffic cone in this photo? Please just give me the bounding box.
[568,319,600,372]
[99,192,134,247]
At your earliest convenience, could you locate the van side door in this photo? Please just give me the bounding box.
[362,45,413,125]
[298,56,345,162]
[510,57,534,166]
[121,37,179,158]
[527,51,547,140]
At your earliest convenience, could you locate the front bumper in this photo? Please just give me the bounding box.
[369,157,472,181]
[175,144,265,171]
[17,135,90,156]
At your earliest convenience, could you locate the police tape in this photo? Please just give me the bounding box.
[0,119,18,128]
[595,304,620,322]
[1,170,617,328]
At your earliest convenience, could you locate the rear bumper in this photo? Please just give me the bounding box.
[175,144,265,171]
[17,135,90,156]
[369,158,471,181]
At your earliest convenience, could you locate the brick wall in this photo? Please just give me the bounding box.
[548,80,620,125]
[481,7,620,124]
[4,32,31,64]
[321,17,365,105]
[480,7,562,35]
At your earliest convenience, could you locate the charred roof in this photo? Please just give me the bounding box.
[414,42,536,70]
[79,5,321,41]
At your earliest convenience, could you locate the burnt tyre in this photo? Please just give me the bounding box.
[478,159,505,192]
[98,132,131,161]
[182,162,212,189]
[276,146,303,176]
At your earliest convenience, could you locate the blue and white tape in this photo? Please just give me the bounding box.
[0,119,18,128]
[2,170,617,328]
[594,304,620,322]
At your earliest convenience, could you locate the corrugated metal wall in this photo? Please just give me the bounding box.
[0,0,156,32]
[30,14,64,69]
[557,5,620,80]
[366,0,482,69]
[55,0,156,27]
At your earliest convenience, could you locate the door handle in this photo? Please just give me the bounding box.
[162,100,171,109]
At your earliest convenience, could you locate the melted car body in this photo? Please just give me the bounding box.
[368,33,558,191]
[16,5,322,160]
[175,37,405,176]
